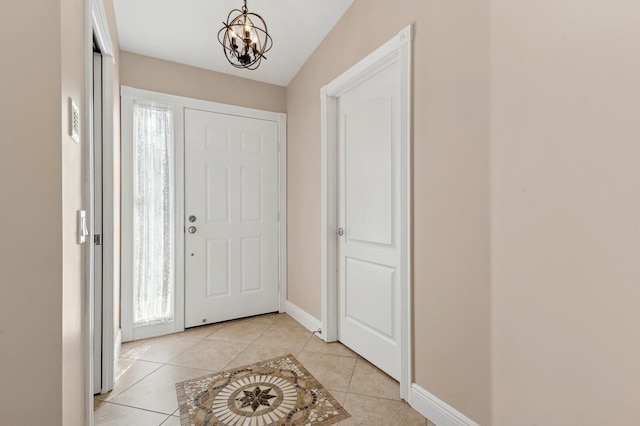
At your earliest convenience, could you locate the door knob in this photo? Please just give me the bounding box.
[335,228,344,236]
[188,226,197,234]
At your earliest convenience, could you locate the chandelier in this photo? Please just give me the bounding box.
[218,0,273,70]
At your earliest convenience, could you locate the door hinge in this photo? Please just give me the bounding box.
[94,234,103,246]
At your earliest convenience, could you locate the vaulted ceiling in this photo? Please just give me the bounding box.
[113,0,355,86]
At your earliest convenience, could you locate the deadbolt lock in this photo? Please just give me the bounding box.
[189,215,197,222]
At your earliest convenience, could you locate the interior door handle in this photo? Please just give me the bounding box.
[188,226,197,234]
[335,228,344,236]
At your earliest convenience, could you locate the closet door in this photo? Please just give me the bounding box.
[337,59,402,380]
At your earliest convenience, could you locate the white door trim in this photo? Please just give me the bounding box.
[85,0,115,423]
[320,25,412,400]
[277,114,288,312]
[121,86,287,341]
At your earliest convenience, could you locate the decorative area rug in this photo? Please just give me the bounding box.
[175,354,351,426]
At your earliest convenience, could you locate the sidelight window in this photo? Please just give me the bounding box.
[131,102,175,327]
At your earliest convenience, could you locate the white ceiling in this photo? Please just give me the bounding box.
[113,0,354,87]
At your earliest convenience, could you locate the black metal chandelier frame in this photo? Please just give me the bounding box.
[218,0,273,70]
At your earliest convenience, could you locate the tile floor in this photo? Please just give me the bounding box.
[94,313,433,426]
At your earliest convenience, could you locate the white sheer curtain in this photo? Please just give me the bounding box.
[132,102,174,327]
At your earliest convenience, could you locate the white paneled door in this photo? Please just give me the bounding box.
[338,60,402,380]
[184,109,280,328]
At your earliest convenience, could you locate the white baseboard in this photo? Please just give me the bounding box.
[409,383,480,426]
[285,301,322,334]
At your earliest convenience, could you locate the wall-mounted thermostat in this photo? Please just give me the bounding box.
[69,98,80,143]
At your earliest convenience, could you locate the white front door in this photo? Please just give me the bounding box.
[337,60,402,380]
[184,108,280,328]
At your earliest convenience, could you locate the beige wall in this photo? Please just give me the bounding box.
[0,1,64,424]
[4,1,637,423]
[286,0,491,424]
[0,0,120,423]
[120,52,286,113]
[61,0,86,423]
[491,0,640,424]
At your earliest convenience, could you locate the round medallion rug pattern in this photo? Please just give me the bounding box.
[175,354,350,426]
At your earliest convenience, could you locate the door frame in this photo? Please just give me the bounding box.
[92,51,103,395]
[84,0,116,422]
[121,86,287,340]
[320,25,412,400]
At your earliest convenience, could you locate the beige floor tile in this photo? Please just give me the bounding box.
[220,315,264,327]
[119,339,148,357]
[121,334,203,363]
[296,351,357,393]
[302,335,357,358]
[340,393,427,425]
[179,322,226,338]
[168,339,248,371]
[94,397,106,410]
[96,358,163,401]
[101,315,425,425]
[348,357,400,400]
[252,324,312,353]
[160,415,181,426]
[206,320,270,344]
[329,390,348,406]
[94,401,171,426]
[222,344,294,370]
[272,314,308,330]
[242,312,282,325]
[110,364,211,415]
